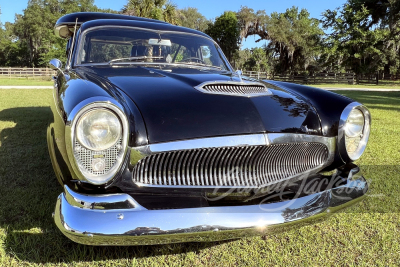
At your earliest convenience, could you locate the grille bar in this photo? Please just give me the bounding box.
[203,85,267,94]
[132,142,329,187]
[194,81,272,97]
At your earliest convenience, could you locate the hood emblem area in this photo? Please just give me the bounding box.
[194,81,272,97]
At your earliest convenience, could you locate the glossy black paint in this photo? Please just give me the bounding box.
[77,18,211,40]
[48,14,356,197]
[77,65,323,143]
[266,81,353,137]
[55,12,169,30]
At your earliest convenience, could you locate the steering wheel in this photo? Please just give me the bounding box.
[181,57,206,64]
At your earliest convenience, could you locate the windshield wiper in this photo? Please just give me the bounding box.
[176,62,222,70]
[108,56,164,64]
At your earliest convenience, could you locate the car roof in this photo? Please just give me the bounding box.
[55,12,210,39]
[80,19,210,38]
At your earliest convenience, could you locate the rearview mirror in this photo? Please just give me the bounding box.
[49,59,62,71]
[148,39,172,46]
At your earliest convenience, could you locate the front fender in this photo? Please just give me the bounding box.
[265,81,354,137]
[48,69,148,191]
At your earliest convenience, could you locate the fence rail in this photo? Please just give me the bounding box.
[0,67,56,78]
[242,71,400,85]
[1,67,399,85]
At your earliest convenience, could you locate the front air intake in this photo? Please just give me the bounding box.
[132,142,329,188]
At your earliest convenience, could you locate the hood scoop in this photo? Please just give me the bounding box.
[194,81,272,97]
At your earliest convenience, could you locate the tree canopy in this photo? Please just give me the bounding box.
[177,7,209,32]
[1,0,113,67]
[122,0,179,24]
[0,0,400,81]
[322,0,400,79]
[237,6,323,74]
[205,11,240,63]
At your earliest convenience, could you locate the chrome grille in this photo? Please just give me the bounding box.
[194,81,271,97]
[74,139,122,175]
[203,84,266,94]
[132,142,329,187]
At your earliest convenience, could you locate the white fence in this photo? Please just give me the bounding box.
[242,71,356,84]
[1,67,398,85]
[242,71,400,85]
[0,67,56,78]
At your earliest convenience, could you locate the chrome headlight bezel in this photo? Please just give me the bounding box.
[338,102,371,162]
[65,98,129,185]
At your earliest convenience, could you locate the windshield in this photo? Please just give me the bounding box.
[76,27,230,70]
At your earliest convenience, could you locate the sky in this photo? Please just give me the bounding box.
[0,0,347,48]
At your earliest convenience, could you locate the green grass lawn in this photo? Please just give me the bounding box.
[314,83,400,89]
[0,77,53,86]
[0,89,399,266]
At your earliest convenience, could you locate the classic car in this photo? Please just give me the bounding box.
[48,12,370,246]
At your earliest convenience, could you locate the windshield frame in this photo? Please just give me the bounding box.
[73,25,234,72]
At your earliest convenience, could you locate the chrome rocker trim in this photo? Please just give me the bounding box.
[54,167,367,246]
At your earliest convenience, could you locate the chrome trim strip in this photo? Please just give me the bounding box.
[130,133,335,165]
[129,133,336,189]
[194,81,272,97]
[54,168,368,246]
[64,185,146,211]
[131,134,268,161]
[338,102,371,162]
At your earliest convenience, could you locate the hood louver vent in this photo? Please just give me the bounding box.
[194,81,272,97]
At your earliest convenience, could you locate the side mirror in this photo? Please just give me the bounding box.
[49,59,62,71]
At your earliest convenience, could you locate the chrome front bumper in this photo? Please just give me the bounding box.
[54,168,368,246]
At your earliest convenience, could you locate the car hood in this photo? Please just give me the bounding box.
[77,66,322,143]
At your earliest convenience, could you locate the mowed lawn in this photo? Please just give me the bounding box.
[0,78,53,86]
[0,89,399,266]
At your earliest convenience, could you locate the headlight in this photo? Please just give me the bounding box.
[344,109,364,137]
[66,101,129,185]
[339,103,371,162]
[76,109,122,151]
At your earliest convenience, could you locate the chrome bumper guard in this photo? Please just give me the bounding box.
[54,168,368,246]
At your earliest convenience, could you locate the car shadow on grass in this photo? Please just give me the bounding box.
[0,107,232,264]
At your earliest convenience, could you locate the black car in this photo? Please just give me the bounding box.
[48,12,370,246]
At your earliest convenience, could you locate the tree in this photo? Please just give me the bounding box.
[122,0,179,24]
[236,6,269,41]
[0,22,30,66]
[177,7,209,32]
[237,6,323,74]
[345,0,400,78]
[348,0,400,35]
[205,11,240,64]
[242,47,270,72]
[322,2,392,81]
[11,0,113,67]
